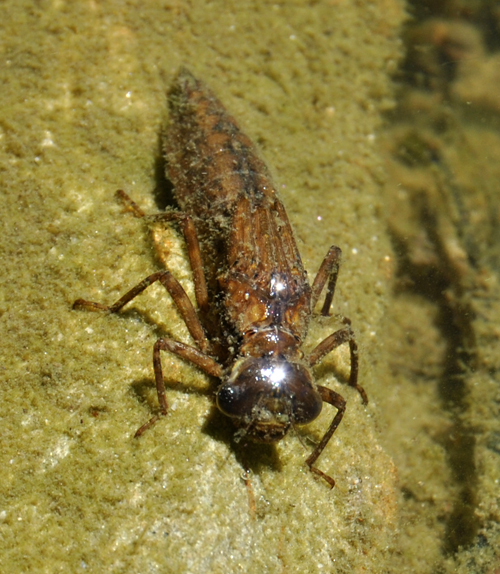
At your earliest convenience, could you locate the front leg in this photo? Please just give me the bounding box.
[305,385,346,489]
[135,337,223,436]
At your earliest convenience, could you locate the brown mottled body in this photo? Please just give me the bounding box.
[165,70,310,364]
[74,68,367,488]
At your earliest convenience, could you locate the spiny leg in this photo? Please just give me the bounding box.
[305,385,346,489]
[135,337,223,436]
[308,321,367,405]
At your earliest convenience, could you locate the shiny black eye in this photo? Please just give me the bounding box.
[216,357,322,425]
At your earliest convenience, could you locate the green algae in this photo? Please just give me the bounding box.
[0,1,461,572]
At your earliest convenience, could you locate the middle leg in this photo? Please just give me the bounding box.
[74,269,210,354]
[308,321,368,405]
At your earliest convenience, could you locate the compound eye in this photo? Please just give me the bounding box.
[216,359,267,418]
[217,357,322,425]
[290,374,323,424]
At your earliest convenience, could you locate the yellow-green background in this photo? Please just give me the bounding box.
[2,1,498,573]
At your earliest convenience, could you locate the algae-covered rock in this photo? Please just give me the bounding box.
[0,1,407,572]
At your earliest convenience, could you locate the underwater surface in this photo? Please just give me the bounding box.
[0,0,499,572]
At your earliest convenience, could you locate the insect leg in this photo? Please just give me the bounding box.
[148,211,209,316]
[73,270,210,353]
[310,245,342,316]
[135,337,223,437]
[116,189,146,217]
[305,385,346,489]
[307,322,368,404]
[116,189,209,314]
